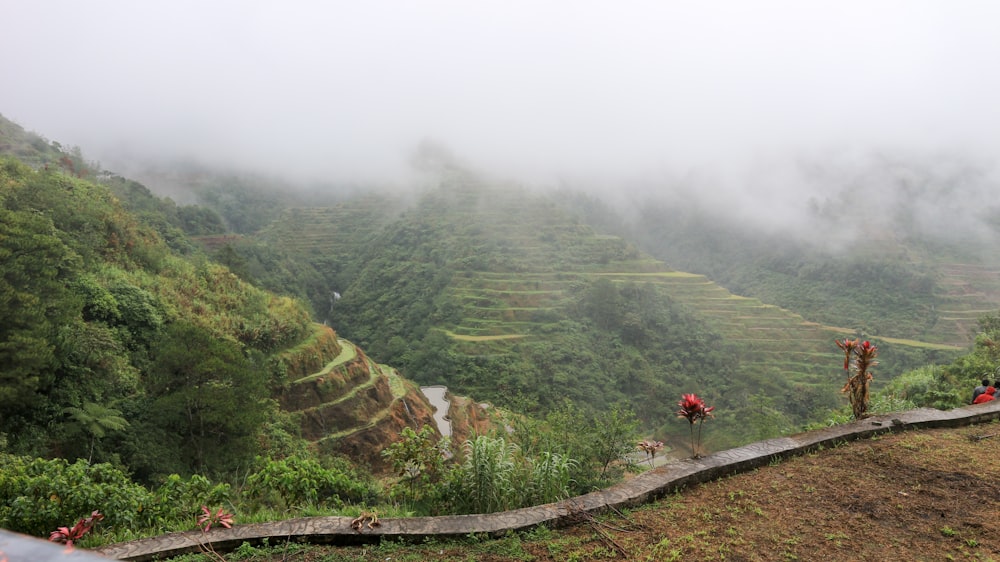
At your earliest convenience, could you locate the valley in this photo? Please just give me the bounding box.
[241,176,973,449]
[3,112,1000,552]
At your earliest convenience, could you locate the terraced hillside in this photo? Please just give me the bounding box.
[264,178,963,449]
[421,183,959,389]
[625,195,1000,351]
[256,194,407,265]
[929,262,1000,346]
[445,259,956,414]
[275,324,439,470]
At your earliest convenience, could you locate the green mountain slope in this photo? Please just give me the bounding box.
[0,114,89,173]
[628,198,1000,349]
[257,175,957,451]
[0,147,436,479]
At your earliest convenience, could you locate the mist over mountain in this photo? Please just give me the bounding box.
[601,147,1000,252]
[6,3,1000,536]
[4,2,1000,195]
[5,1,1000,366]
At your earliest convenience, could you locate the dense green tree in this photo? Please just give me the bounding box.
[0,204,82,427]
[141,322,269,478]
[578,278,624,330]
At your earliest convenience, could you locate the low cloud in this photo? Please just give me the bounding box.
[3,1,999,234]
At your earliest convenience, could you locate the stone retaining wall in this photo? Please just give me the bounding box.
[97,402,1000,561]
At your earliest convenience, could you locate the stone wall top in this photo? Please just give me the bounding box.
[95,402,1000,561]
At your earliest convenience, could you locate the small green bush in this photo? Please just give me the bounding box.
[149,473,231,524]
[0,454,152,537]
[243,456,371,510]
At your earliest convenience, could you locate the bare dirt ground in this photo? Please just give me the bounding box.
[180,422,1000,562]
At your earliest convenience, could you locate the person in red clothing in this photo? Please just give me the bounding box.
[973,386,996,404]
[972,378,991,403]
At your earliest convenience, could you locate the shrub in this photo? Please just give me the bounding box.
[0,454,152,537]
[149,473,231,524]
[880,365,964,410]
[243,456,370,510]
[49,510,104,546]
[527,452,577,505]
[381,425,447,504]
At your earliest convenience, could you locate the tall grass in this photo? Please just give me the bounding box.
[448,436,519,514]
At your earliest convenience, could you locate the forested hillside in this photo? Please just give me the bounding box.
[2,112,990,464]
[0,155,313,477]
[6,112,1000,549]
[231,170,955,451]
[0,121,654,539]
[0,118,440,484]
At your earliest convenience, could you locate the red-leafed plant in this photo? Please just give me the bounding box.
[637,439,664,467]
[49,510,104,546]
[676,393,714,458]
[836,338,878,419]
[197,505,234,533]
[196,506,234,562]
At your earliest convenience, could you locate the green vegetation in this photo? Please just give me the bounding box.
[0,455,154,537]
[275,176,951,450]
[243,456,373,510]
[0,452,378,546]
[380,401,639,515]
[3,115,1000,550]
[876,314,1000,410]
[0,155,314,479]
[625,198,1000,348]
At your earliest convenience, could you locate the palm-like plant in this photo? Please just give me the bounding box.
[63,402,129,462]
[676,393,714,458]
[836,339,878,419]
[197,505,234,532]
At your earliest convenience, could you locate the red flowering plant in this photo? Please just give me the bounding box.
[49,510,104,547]
[197,505,234,533]
[676,393,714,458]
[836,338,878,419]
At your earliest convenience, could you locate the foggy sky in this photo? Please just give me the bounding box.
[3,1,1000,190]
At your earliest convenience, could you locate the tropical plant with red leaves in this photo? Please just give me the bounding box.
[676,393,715,458]
[197,505,234,533]
[836,338,878,419]
[48,510,103,546]
[637,439,664,467]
